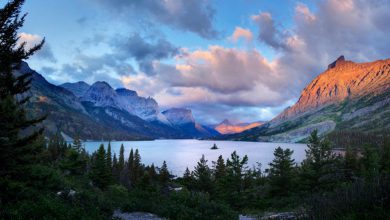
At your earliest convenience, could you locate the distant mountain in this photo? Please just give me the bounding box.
[213,119,263,134]
[162,108,220,138]
[60,81,90,98]
[228,56,390,142]
[19,62,219,140]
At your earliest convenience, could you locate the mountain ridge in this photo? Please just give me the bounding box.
[225,56,390,142]
[20,62,218,140]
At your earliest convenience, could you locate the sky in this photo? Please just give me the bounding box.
[17,0,390,124]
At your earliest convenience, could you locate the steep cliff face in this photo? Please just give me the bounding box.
[162,108,195,125]
[162,108,219,137]
[228,56,390,142]
[275,56,390,121]
[116,88,159,121]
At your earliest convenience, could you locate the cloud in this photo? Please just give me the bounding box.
[39,0,390,124]
[18,33,57,62]
[229,27,253,43]
[113,33,179,74]
[89,0,218,39]
[121,46,292,109]
[251,12,288,50]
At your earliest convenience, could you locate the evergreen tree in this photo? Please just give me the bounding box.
[268,147,296,196]
[118,144,125,171]
[226,151,249,191]
[159,160,170,184]
[112,153,119,181]
[90,144,110,188]
[300,130,340,191]
[133,149,142,184]
[182,167,194,189]
[213,155,226,180]
[225,151,249,209]
[127,148,134,185]
[148,163,157,182]
[106,141,112,169]
[193,154,212,192]
[0,0,45,201]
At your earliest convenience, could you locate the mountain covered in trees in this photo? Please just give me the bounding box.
[228,56,390,143]
[18,62,218,140]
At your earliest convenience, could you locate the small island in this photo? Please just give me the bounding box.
[210,143,219,150]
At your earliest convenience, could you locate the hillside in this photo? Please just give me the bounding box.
[19,62,218,140]
[228,56,390,142]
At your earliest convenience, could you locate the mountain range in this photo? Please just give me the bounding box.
[212,119,263,134]
[20,55,389,142]
[225,56,390,142]
[18,62,219,140]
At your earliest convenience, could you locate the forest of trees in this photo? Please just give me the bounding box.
[1,1,390,219]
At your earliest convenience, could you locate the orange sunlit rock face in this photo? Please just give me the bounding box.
[275,56,390,121]
[215,122,263,134]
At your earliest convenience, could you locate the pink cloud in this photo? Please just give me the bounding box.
[229,26,253,43]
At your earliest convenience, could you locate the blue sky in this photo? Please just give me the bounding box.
[18,0,390,124]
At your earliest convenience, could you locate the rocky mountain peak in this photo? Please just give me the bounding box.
[81,81,117,107]
[274,57,390,121]
[327,55,346,69]
[60,81,90,98]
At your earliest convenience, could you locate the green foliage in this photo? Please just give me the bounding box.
[307,177,390,220]
[159,160,170,185]
[0,0,46,203]
[380,137,390,174]
[300,130,340,192]
[90,144,111,189]
[360,145,380,179]
[268,147,296,197]
[193,154,212,192]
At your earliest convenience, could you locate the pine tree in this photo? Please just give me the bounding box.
[118,143,125,171]
[182,167,194,189]
[106,141,112,169]
[300,130,339,191]
[149,163,157,182]
[268,147,296,196]
[112,153,119,182]
[213,155,226,180]
[225,151,249,209]
[90,144,110,188]
[159,161,170,184]
[193,154,212,192]
[132,149,142,185]
[127,148,134,185]
[0,0,45,200]
[226,151,248,191]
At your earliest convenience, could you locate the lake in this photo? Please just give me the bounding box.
[84,139,307,176]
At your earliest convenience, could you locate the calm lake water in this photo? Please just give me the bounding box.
[84,139,307,176]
